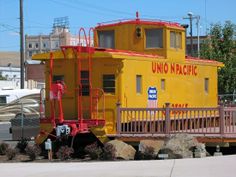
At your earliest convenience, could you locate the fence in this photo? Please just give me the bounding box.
[116,103,236,137]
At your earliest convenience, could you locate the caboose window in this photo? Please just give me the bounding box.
[170,31,182,49]
[0,96,7,105]
[136,75,142,94]
[161,79,165,90]
[98,30,115,49]
[53,75,64,82]
[145,29,163,48]
[81,71,90,96]
[204,78,209,93]
[103,74,115,93]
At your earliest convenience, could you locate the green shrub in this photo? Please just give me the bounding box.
[16,138,28,153]
[0,142,9,155]
[56,146,74,160]
[142,146,156,160]
[135,147,156,160]
[84,142,102,160]
[6,148,17,160]
[102,143,116,160]
[25,145,41,161]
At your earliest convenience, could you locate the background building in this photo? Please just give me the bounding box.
[25,17,92,60]
[0,52,43,89]
[24,17,93,89]
[0,52,21,89]
[186,35,208,56]
[0,17,98,90]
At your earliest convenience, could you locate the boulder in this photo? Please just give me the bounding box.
[139,140,164,155]
[107,140,136,160]
[160,134,207,159]
[194,143,207,158]
[158,148,182,159]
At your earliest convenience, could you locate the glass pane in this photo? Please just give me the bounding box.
[145,29,163,48]
[136,75,142,93]
[204,78,209,93]
[98,30,115,49]
[176,32,182,48]
[161,79,165,90]
[80,71,89,96]
[170,31,176,48]
[53,75,64,82]
[103,81,115,87]
[103,75,115,80]
[103,74,115,93]
[0,96,7,105]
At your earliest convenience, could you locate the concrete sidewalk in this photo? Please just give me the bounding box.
[1,155,236,177]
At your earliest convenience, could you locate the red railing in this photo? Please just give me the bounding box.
[91,88,105,120]
[116,103,236,137]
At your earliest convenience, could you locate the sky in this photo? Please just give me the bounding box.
[0,0,236,51]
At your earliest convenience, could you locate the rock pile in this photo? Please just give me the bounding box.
[158,134,208,159]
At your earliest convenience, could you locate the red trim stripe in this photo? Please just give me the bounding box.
[96,19,183,29]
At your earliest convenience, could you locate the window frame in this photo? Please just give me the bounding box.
[53,75,64,82]
[98,30,115,49]
[204,78,209,93]
[43,42,48,48]
[145,28,163,49]
[103,74,115,94]
[0,96,7,105]
[170,31,182,49]
[28,43,32,49]
[136,75,142,94]
[161,79,165,91]
[81,70,90,96]
[28,51,33,57]
[35,43,39,49]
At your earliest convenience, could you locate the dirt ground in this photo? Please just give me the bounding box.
[0,154,33,162]
[0,154,90,162]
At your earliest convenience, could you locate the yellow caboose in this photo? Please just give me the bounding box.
[33,16,223,145]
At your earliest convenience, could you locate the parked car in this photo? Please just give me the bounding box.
[0,93,40,122]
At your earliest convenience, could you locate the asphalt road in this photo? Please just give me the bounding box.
[0,122,12,141]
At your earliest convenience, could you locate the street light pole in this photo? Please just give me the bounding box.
[183,12,200,57]
[183,12,193,56]
[196,15,200,58]
[20,0,25,89]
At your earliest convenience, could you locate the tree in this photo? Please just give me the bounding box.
[200,21,236,94]
[0,73,7,80]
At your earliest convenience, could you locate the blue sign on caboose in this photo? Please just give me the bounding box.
[148,87,157,100]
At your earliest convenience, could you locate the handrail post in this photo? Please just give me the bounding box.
[116,102,121,134]
[21,102,24,139]
[165,103,170,134]
[219,105,225,135]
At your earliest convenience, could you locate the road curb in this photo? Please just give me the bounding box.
[0,122,10,125]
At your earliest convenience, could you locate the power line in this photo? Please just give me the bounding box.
[49,0,183,22]
[70,0,134,17]
[0,23,19,33]
[0,45,20,49]
[48,0,124,18]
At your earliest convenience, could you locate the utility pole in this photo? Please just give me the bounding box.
[183,12,200,57]
[20,0,24,89]
[196,15,200,58]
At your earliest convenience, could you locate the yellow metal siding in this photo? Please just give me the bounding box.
[121,58,218,109]
[95,24,185,61]
[45,59,77,119]
[92,58,122,134]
